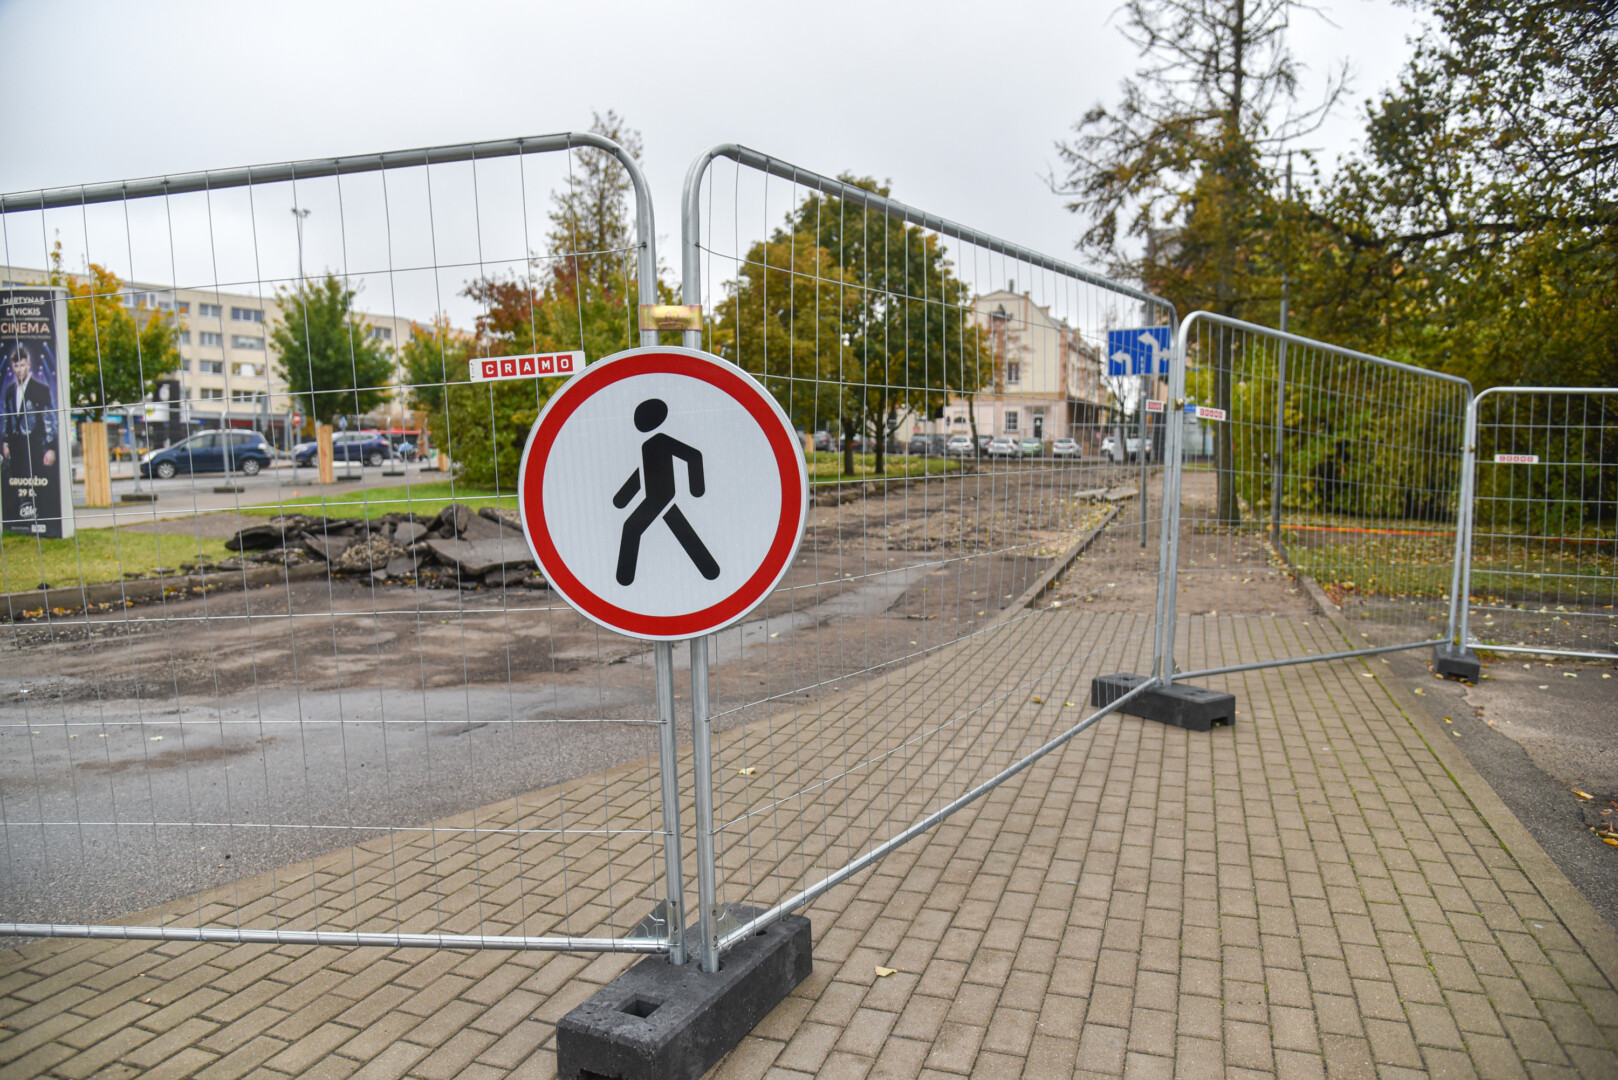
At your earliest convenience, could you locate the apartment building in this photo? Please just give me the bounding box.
[1,265,415,445]
[940,287,1108,445]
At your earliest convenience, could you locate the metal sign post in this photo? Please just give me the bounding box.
[519,345,809,973]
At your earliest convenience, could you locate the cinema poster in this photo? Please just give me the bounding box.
[2,287,74,539]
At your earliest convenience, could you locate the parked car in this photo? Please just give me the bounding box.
[1100,434,1151,463]
[141,430,274,479]
[907,434,945,456]
[945,434,976,457]
[1019,437,1044,457]
[293,430,394,468]
[1051,437,1081,459]
[986,437,1020,458]
[814,430,836,452]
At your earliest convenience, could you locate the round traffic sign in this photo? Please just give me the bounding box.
[518,346,808,640]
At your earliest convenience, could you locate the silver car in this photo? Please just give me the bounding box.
[1051,437,1081,459]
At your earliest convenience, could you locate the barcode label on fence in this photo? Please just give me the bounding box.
[1493,453,1539,464]
[471,351,583,382]
[1145,399,1165,413]
[1195,405,1227,421]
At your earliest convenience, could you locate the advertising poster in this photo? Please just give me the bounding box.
[1,287,74,539]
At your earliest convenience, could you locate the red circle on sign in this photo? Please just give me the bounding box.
[517,347,807,640]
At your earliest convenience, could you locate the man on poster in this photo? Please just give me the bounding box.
[2,343,61,531]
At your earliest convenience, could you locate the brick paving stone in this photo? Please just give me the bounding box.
[2,613,1617,1079]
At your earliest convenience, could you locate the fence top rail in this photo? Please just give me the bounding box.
[1,132,636,213]
[1178,310,1475,391]
[1471,385,1618,414]
[680,142,1174,323]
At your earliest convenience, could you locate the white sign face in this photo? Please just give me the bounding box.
[1194,405,1227,422]
[1144,399,1165,414]
[1494,453,1539,465]
[519,347,808,640]
[470,351,583,383]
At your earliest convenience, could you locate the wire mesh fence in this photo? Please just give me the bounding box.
[676,145,1180,965]
[1454,387,1618,661]
[0,135,682,952]
[1160,312,1474,680]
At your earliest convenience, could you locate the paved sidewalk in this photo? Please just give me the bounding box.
[2,610,1617,1078]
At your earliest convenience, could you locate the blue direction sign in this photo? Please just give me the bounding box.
[1106,326,1172,376]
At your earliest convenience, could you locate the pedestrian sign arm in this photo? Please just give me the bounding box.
[671,441,705,497]
[613,469,642,509]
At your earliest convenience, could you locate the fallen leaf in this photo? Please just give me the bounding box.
[1414,688,1424,695]
[1604,836,1618,848]
[1563,672,1576,678]
[1064,701,1075,707]
[738,767,757,777]
[1444,717,1452,723]
[1032,697,1045,704]
[875,966,897,977]
[1574,790,1594,800]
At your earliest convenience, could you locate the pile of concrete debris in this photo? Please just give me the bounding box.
[225,503,545,589]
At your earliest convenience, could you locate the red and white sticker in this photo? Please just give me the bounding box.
[1144,399,1165,414]
[1195,405,1227,421]
[470,351,583,383]
[1493,453,1539,464]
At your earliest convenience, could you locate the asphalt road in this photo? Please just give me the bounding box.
[1385,645,1618,933]
[69,460,445,527]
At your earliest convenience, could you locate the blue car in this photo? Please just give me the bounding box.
[292,430,394,468]
[141,430,274,479]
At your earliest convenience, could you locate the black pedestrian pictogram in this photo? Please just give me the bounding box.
[613,398,720,586]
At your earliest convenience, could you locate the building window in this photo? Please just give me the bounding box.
[172,330,191,345]
[231,307,263,323]
[1006,362,1020,384]
[176,301,189,315]
[231,335,264,350]
[232,362,261,378]
[368,326,392,342]
[199,360,223,374]
[231,389,260,404]
[199,303,222,319]
[1004,410,1020,433]
[178,358,190,371]
[199,332,223,348]
[198,387,224,401]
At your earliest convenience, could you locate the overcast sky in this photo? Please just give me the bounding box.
[0,0,1423,320]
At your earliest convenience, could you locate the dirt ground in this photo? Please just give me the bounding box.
[1,458,1146,925]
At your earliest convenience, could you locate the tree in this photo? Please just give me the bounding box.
[1305,0,1617,390]
[48,246,182,410]
[428,112,653,490]
[1056,0,1346,520]
[712,177,988,476]
[270,274,394,425]
[546,109,642,300]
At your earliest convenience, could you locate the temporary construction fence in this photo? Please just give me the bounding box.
[10,132,1593,993]
[0,134,686,955]
[673,144,1181,971]
[1449,387,1618,661]
[1158,312,1474,683]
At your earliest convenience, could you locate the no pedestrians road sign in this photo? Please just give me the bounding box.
[518,346,809,641]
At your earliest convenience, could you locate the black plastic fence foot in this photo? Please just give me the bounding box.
[1090,674,1235,733]
[1433,643,1481,682]
[555,905,812,1080]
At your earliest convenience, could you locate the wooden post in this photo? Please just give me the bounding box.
[81,422,112,507]
[317,423,335,485]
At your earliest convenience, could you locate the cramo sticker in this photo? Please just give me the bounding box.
[1493,453,1539,464]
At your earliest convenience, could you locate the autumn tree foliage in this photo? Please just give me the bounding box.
[712,177,988,476]
[49,246,182,410]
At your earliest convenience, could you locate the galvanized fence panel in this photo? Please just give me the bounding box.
[1160,312,1474,681]
[0,135,682,953]
[676,145,1179,968]
[1454,387,1618,661]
